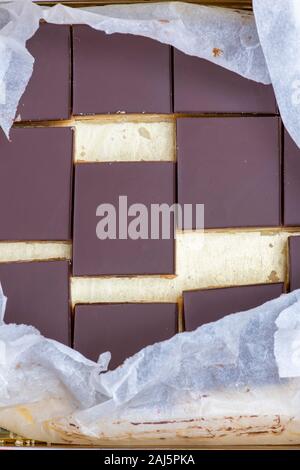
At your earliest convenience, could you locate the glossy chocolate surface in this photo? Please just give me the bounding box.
[73,162,175,275]
[177,117,281,229]
[74,303,178,368]
[0,260,70,344]
[17,23,71,121]
[73,26,172,114]
[0,127,73,241]
[183,283,285,331]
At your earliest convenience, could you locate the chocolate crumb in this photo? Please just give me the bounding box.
[212,48,223,57]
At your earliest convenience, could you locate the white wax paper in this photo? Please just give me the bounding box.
[274,301,300,378]
[0,0,40,137]
[253,0,300,149]
[1,284,300,445]
[43,1,269,85]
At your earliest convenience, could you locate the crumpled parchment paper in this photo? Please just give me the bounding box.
[1,285,300,445]
[253,0,300,156]
[0,0,40,137]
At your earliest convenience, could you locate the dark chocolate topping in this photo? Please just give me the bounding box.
[74,303,178,368]
[0,260,71,344]
[73,26,172,115]
[184,283,284,331]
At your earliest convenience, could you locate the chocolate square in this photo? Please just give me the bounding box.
[0,127,73,241]
[0,261,70,344]
[173,50,277,113]
[177,117,281,229]
[74,303,178,368]
[183,283,284,331]
[72,26,172,115]
[17,23,71,121]
[283,130,300,226]
[73,162,175,276]
[288,236,300,291]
